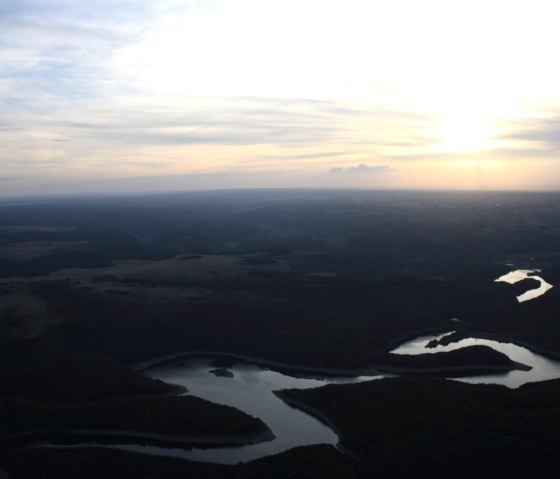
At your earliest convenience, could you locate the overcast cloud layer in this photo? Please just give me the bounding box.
[2,0,560,196]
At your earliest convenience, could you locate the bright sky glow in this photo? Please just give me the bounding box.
[2,0,560,196]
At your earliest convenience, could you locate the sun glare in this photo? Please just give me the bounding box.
[415,79,519,156]
[432,115,503,153]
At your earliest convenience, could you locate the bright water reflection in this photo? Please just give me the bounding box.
[391,331,560,388]
[495,269,553,302]
[115,357,379,464]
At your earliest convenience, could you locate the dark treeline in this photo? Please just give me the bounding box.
[282,376,560,478]
[0,394,268,439]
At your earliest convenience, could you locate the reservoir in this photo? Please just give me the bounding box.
[32,280,560,467]
[103,334,560,462]
[85,357,378,464]
[32,338,560,463]
[495,269,553,302]
[391,331,560,388]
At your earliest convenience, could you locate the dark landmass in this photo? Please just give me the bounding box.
[281,377,560,477]
[208,368,234,378]
[2,190,560,369]
[5,377,560,478]
[382,345,526,374]
[0,338,175,405]
[1,444,353,479]
[2,189,560,477]
[0,395,269,445]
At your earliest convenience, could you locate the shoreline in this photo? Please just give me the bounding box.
[438,329,560,361]
[134,350,385,376]
[134,349,526,379]
[384,326,456,351]
[386,326,560,361]
[0,428,275,452]
[6,328,553,467]
[273,391,359,461]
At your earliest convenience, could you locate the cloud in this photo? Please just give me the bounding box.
[4,97,433,150]
[289,151,350,160]
[0,1,166,106]
[330,164,393,174]
[501,115,560,150]
[1,2,440,187]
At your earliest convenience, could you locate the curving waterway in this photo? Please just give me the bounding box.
[495,269,553,302]
[29,270,559,464]
[391,331,560,388]
[44,358,379,465]
[122,358,376,464]
[46,334,560,464]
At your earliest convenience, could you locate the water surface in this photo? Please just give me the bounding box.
[495,269,553,302]
[104,357,378,464]
[391,331,560,388]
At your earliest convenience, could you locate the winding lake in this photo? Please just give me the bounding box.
[64,358,379,465]
[32,265,560,465]
[35,336,560,464]
[391,331,560,388]
[495,269,553,302]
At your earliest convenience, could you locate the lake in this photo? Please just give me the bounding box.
[391,331,560,388]
[495,269,553,302]
[33,334,560,464]
[87,357,378,464]
[31,270,559,464]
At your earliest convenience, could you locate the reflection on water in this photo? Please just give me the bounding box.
[391,331,560,388]
[38,311,560,463]
[34,343,560,463]
[495,269,553,302]
[107,358,379,464]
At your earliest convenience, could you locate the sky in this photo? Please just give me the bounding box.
[2,0,560,196]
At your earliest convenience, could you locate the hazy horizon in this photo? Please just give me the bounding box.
[3,186,560,205]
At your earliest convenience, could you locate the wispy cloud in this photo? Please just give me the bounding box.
[1,94,435,155]
[330,164,393,174]
[501,115,560,151]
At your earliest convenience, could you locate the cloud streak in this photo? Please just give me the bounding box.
[330,164,393,174]
[502,115,560,151]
